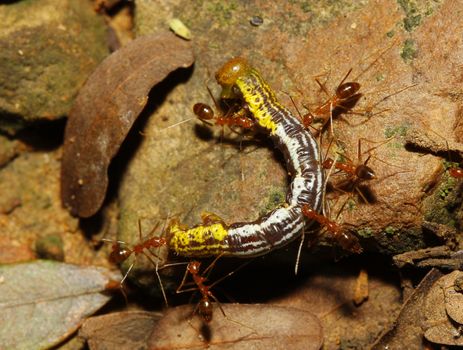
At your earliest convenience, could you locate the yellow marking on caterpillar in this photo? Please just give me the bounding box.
[235,70,282,134]
[215,57,286,134]
[169,222,229,254]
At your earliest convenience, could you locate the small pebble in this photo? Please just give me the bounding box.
[250,16,264,27]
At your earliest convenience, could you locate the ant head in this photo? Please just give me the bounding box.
[109,243,131,264]
[236,116,255,129]
[198,299,213,323]
[356,164,376,180]
[193,102,214,121]
[188,261,201,274]
[322,157,335,169]
[301,204,315,217]
[336,82,361,100]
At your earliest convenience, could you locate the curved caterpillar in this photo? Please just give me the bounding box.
[168,58,324,257]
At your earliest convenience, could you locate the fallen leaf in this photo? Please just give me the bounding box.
[0,260,121,350]
[445,271,463,324]
[371,268,443,349]
[80,311,162,350]
[423,270,463,346]
[148,303,323,350]
[60,31,194,218]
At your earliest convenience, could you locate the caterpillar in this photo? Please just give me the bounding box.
[168,58,324,257]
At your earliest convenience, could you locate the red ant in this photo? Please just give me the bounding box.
[193,86,255,131]
[298,39,416,134]
[177,259,218,323]
[443,141,463,178]
[321,138,387,205]
[302,204,362,254]
[176,254,251,324]
[104,219,169,306]
[449,166,463,178]
[302,73,416,134]
[301,68,362,129]
[194,102,255,130]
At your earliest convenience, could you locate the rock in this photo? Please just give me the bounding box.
[0,0,108,134]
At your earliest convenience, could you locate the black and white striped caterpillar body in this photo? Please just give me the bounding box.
[168,58,324,257]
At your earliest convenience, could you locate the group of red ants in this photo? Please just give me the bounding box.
[105,55,463,327]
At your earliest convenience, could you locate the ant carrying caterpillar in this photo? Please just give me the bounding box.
[168,58,324,257]
[175,254,251,324]
[104,219,170,306]
[193,86,255,130]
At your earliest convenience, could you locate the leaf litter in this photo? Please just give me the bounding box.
[0,260,121,350]
[81,304,323,350]
[60,31,194,218]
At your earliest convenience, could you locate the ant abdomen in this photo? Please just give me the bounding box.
[336,82,361,99]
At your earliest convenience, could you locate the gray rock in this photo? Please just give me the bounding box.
[0,0,108,134]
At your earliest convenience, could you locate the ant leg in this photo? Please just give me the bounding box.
[176,264,200,294]
[120,261,135,285]
[209,294,258,334]
[201,253,225,277]
[208,259,252,290]
[294,229,305,276]
[315,78,332,97]
[141,251,169,307]
[338,68,353,87]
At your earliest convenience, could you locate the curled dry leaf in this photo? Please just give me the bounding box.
[148,303,323,350]
[60,31,194,217]
[371,268,443,349]
[423,270,463,346]
[0,260,121,350]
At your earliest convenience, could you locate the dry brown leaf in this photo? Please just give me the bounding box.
[148,303,323,350]
[371,268,443,349]
[0,260,121,349]
[80,311,162,350]
[445,271,463,324]
[423,270,463,346]
[60,31,194,218]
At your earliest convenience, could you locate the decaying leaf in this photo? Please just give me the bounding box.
[0,260,121,350]
[169,18,192,40]
[148,303,323,350]
[80,311,162,350]
[423,270,463,346]
[371,268,443,349]
[60,31,194,218]
[393,246,463,270]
